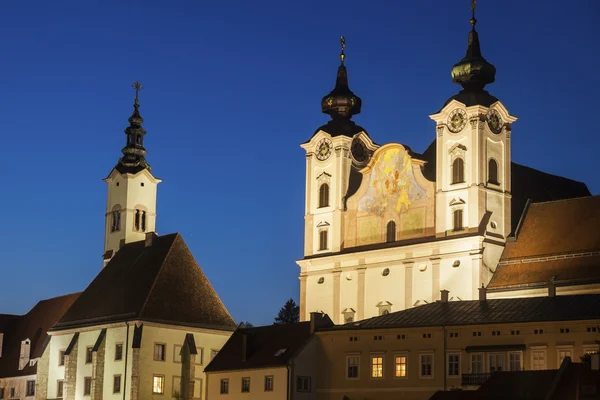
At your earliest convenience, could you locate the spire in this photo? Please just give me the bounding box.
[321,36,362,119]
[451,0,496,92]
[116,81,151,174]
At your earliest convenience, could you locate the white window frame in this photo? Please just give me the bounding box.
[508,351,522,371]
[394,353,408,379]
[370,354,384,379]
[531,349,547,371]
[447,353,461,378]
[470,353,484,374]
[557,348,573,368]
[114,343,123,361]
[152,375,165,394]
[346,355,360,380]
[419,353,434,379]
[154,343,166,362]
[488,353,504,373]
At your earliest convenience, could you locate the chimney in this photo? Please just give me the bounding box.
[479,285,487,302]
[145,232,158,247]
[548,277,556,297]
[440,290,449,303]
[241,332,248,363]
[310,312,334,333]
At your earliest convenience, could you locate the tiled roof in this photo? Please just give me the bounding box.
[0,293,80,378]
[204,322,314,372]
[327,294,600,330]
[53,233,236,331]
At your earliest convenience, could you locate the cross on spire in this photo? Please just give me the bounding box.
[340,36,346,65]
[132,80,143,103]
[470,0,477,29]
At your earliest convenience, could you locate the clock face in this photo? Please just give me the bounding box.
[316,138,333,161]
[351,138,367,163]
[487,109,503,134]
[447,109,467,133]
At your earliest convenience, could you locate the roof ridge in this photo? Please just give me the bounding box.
[511,162,589,185]
[36,291,82,303]
[530,194,599,206]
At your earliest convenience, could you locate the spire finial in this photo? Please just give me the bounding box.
[470,0,477,29]
[132,80,143,104]
[340,36,346,65]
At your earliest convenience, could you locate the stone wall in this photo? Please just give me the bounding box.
[35,344,50,400]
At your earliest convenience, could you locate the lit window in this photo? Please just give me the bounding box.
[558,350,573,367]
[241,377,250,393]
[420,354,433,378]
[220,379,229,394]
[319,230,328,250]
[152,375,164,394]
[264,376,274,392]
[453,209,463,231]
[26,380,35,396]
[318,184,329,208]
[471,353,484,374]
[347,356,359,379]
[113,375,121,394]
[154,343,166,361]
[395,355,407,377]
[85,347,93,364]
[448,354,460,377]
[115,343,123,361]
[488,159,499,184]
[56,380,64,398]
[84,377,92,396]
[386,221,396,242]
[452,158,465,184]
[371,356,384,378]
[509,352,522,371]
[532,350,546,370]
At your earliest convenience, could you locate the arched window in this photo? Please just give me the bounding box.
[319,230,328,251]
[488,159,499,184]
[135,209,141,232]
[111,210,121,232]
[452,158,465,184]
[318,184,329,208]
[141,211,147,232]
[386,221,396,242]
[453,209,463,231]
[136,135,142,144]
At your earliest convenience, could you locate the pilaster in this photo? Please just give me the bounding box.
[129,348,140,400]
[299,274,308,322]
[404,263,414,308]
[356,264,366,320]
[431,258,441,301]
[90,331,106,400]
[64,335,79,400]
[332,265,341,324]
[471,253,483,299]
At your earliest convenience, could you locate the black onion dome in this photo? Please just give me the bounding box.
[116,81,151,174]
[321,64,362,118]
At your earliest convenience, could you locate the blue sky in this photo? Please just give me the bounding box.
[0,0,598,325]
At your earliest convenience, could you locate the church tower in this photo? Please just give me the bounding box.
[429,2,517,274]
[102,81,162,266]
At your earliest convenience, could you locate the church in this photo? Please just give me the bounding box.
[296,6,596,324]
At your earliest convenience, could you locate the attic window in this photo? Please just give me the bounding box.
[382,268,390,277]
[318,277,325,284]
[274,348,287,356]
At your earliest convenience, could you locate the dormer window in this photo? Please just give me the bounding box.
[318,184,330,208]
[488,159,499,185]
[452,158,465,184]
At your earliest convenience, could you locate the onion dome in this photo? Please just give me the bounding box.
[116,81,151,174]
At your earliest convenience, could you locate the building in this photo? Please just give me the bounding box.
[0,293,79,400]
[205,313,333,400]
[296,2,592,324]
[313,291,600,400]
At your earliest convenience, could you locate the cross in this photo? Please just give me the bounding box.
[132,80,143,101]
[470,0,477,27]
[340,36,346,64]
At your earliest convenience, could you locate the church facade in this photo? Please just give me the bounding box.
[297,11,591,324]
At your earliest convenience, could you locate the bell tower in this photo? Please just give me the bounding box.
[102,81,162,266]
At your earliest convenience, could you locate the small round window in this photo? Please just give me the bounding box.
[490,221,497,229]
[452,260,461,268]
[318,277,325,284]
[382,268,390,276]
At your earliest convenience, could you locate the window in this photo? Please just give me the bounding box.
[371,356,384,378]
[452,158,465,184]
[196,347,204,365]
[471,353,484,374]
[241,377,250,393]
[84,377,92,396]
[349,336,359,342]
[347,356,359,379]
[532,350,546,370]
[141,210,146,231]
[220,379,229,394]
[489,353,504,372]
[533,329,544,335]
[511,330,521,335]
[174,344,182,363]
[560,328,571,334]
[115,343,123,361]
[136,135,142,144]
[488,159,499,184]
[113,375,121,394]
[296,377,311,392]
[422,333,432,339]
[509,352,522,371]
[58,349,66,366]
[587,327,598,333]
[448,354,460,377]
[558,350,573,367]
[154,343,166,361]
[386,221,396,242]
[56,380,64,398]
[110,209,121,232]
[373,335,383,341]
[0,388,4,399]
[397,334,407,340]
[395,355,407,377]
[491,330,500,336]
[264,376,274,392]
[420,354,433,378]
[86,346,93,364]
[472,331,482,337]
[453,209,463,231]
[449,332,459,338]
[9,389,14,399]
[135,209,147,232]
[319,230,328,250]
[318,184,329,208]
[153,375,164,394]
[26,380,35,396]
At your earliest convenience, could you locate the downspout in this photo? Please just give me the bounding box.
[123,321,130,400]
[443,325,447,391]
[287,359,295,400]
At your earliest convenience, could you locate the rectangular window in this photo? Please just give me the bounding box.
[84,377,92,396]
[395,355,407,377]
[113,375,121,394]
[489,353,504,372]
[558,349,573,367]
[26,380,35,396]
[172,376,181,397]
[56,381,64,398]
[9,389,14,399]
[85,346,93,364]
[220,379,229,394]
[154,343,166,361]
[174,344,182,363]
[511,330,521,335]
[509,352,522,371]
[560,328,571,334]
[347,356,359,379]
[453,209,463,231]
[532,350,546,370]
[448,354,460,377]
[0,388,4,399]
[420,354,433,378]
[319,230,328,250]
[115,343,123,361]
[371,356,384,378]
[491,330,500,336]
[241,377,250,393]
[471,353,484,374]
[264,376,274,392]
[296,377,311,392]
[196,347,204,365]
[472,331,482,337]
[153,375,165,394]
[59,349,66,366]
